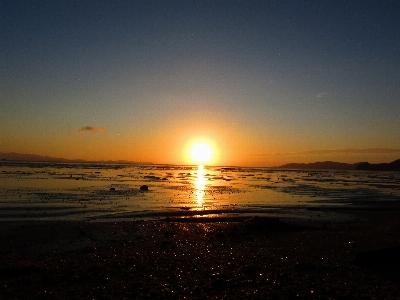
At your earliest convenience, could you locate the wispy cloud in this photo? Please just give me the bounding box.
[316,92,330,99]
[78,126,107,133]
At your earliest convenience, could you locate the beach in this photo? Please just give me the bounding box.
[1,208,400,299]
[1,162,400,298]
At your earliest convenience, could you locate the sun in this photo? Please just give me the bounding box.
[190,143,213,165]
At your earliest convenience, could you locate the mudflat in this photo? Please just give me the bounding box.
[1,209,400,299]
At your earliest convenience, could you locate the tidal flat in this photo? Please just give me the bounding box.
[1,162,400,298]
[1,161,399,222]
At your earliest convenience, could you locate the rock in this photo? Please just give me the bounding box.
[140,185,149,191]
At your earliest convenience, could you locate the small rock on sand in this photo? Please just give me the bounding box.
[140,185,149,191]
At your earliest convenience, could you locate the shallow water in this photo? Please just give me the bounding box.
[1,162,399,222]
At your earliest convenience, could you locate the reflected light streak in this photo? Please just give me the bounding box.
[196,165,206,206]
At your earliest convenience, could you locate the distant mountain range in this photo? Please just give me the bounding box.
[0,152,150,164]
[1,152,83,163]
[1,152,399,171]
[355,159,400,171]
[277,159,400,171]
[277,161,360,170]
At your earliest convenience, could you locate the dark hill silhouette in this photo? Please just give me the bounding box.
[278,161,359,170]
[356,159,400,171]
[279,160,400,171]
[0,152,76,162]
[0,152,149,164]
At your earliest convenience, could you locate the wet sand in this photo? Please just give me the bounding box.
[1,207,400,299]
[2,162,400,224]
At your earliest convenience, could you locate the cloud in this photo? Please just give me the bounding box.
[78,126,107,133]
[316,92,330,99]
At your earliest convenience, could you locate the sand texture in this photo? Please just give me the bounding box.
[1,211,400,299]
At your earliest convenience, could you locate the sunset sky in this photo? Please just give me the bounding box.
[1,1,399,166]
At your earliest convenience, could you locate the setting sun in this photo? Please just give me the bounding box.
[190,143,213,165]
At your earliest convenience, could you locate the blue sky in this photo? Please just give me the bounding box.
[1,1,399,166]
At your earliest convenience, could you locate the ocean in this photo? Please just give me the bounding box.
[1,161,399,222]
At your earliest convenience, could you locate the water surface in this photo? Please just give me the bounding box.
[1,162,399,222]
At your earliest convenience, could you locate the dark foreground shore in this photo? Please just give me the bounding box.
[1,210,400,299]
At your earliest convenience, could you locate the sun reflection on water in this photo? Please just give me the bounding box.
[195,165,206,206]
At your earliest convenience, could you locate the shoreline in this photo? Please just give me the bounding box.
[1,207,400,298]
[3,201,400,223]
[2,162,399,226]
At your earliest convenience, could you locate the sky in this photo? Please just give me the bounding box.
[1,0,400,166]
